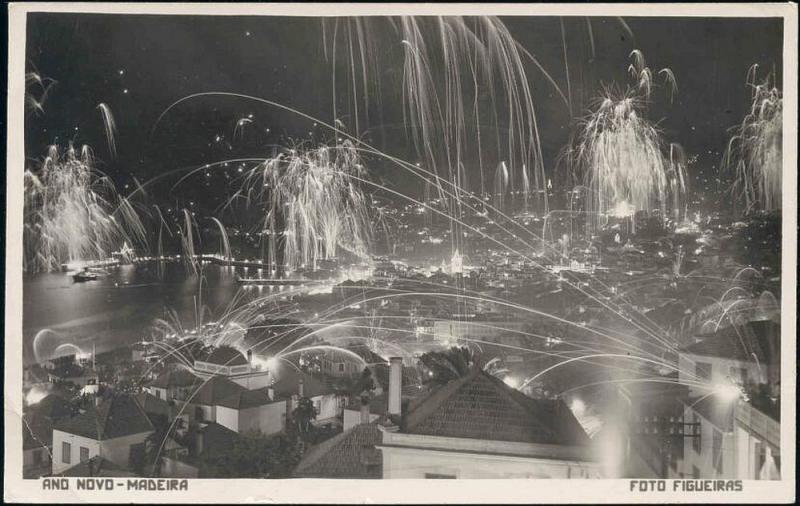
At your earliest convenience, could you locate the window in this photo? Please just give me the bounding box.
[696,362,712,380]
[80,446,90,463]
[155,389,161,399]
[338,363,345,372]
[730,366,748,384]
[62,442,71,464]
[425,473,456,479]
[692,414,702,454]
[712,429,723,474]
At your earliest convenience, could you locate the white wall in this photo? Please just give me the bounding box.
[161,457,199,478]
[679,353,766,397]
[216,406,239,433]
[319,394,341,422]
[343,408,380,431]
[101,431,152,470]
[52,429,152,475]
[379,431,600,479]
[217,402,287,436]
[51,430,101,474]
[230,372,272,389]
[381,446,599,479]
[680,405,735,479]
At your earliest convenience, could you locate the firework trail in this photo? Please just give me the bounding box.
[325,16,556,221]
[23,144,145,273]
[210,217,232,263]
[97,103,118,159]
[180,209,199,275]
[25,71,57,116]
[723,65,782,214]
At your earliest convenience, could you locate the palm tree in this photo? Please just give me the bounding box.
[419,347,478,385]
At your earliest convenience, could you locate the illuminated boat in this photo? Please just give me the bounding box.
[72,271,99,282]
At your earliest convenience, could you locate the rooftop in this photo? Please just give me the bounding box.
[271,370,334,399]
[293,423,383,479]
[147,368,199,389]
[27,393,73,420]
[23,414,53,450]
[54,394,154,440]
[134,391,172,418]
[191,376,248,406]
[217,387,286,410]
[198,346,249,366]
[686,320,780,364]
[402,369,590,446]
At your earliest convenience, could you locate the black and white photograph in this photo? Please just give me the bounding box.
[4,2,797,503]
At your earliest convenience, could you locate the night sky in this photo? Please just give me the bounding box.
[24,14,783,208]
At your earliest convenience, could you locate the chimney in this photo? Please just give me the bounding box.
[388,357,402,416]
[298,378,304,398]
[196,430,204,456]
[360,398,371,425]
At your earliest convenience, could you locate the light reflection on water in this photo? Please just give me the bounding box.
[22,263,289,364]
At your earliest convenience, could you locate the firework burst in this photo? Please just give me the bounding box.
[723,66,782,214]
[238,140,372,271]
[565,50,684,233]
[24,144,146,273]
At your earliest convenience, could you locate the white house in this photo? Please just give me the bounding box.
[145,368,199,401]
[215,387,288,435]
[378,365,601,479]
[271,371,343,424]
[51,394,154,475]
[191,346,273,389]
[296,358,601,479]
[677,320,780,479]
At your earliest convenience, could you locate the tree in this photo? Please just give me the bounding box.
[199,432,301,478]
[291,397,317,435]
[352,367,376,397]
[419,346,477,385]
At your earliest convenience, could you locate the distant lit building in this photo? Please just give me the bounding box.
[191,346,273,389]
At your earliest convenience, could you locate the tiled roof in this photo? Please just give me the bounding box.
[49,363,88,379]
[293,423,383,478]
[191,376,247,406]
[59,456,130,477]
[197,422,241,456]
[134,392,172,418]
[217,388,287,410]
[54,394,154,440]
[147,368,199,389]
[200,346,248,366]
[685,320,780,364]
[403,369,590,446]
[29,394,73,420]
[272,370,334,399]
[23,414,53,450]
